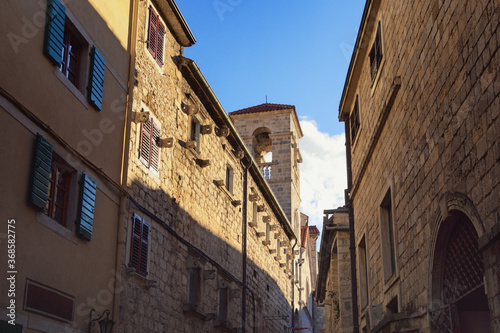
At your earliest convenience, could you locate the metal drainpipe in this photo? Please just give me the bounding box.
[345,121,359,333]
[241,158,250,333]
[112,0,139,325]
[291,238,298,331]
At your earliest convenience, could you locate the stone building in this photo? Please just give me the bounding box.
[230,103,320,331]
[296,213,321,333]
[0,0,132,332]
[118,1,298,333]
[316,208,352,333]
[331,0,500,332]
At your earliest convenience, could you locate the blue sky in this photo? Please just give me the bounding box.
[176,0,366,136]
[175,0,365,231]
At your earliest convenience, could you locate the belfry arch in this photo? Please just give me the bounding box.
[252,127,273,163]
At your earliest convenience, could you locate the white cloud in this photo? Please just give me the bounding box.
[299,119,347,232]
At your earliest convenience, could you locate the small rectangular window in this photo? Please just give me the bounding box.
[359,236,369,309]
[218,287,228,321]
[226,164,234,194]
[369,22,383,84]
[350,96,360,144]
[129,214,150,276]
[190,116,201,152]
[381,189,396,281]
[253,202,258,225]
[188,267,201,306]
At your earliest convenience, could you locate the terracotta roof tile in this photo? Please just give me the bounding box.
[309,226,320,235]
[229,103,296,115]
[229,103,304,137]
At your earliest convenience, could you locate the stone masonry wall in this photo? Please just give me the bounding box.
[343,0,499,331]
[118,2,296,332]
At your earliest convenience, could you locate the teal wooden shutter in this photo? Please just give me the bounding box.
[77,173,97,241]
[87,46,105,111]
[30,134,53,210]
[43,0,66,65]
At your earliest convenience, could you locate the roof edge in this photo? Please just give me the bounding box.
[181,58,297,242]
[157,0,196,47]
[338,0,374,121]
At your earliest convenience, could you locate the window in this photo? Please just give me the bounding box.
[43,0,105,110]
[350,96,360,144]
[225,163,234,194]
[46,154,74,226]
[276,238,281,260]
[147,6,165,65]
[129,214,150,276]
[29,134,97,240]
[380,189,396,281]
[265,222,271,245]
[60,23,84,87]
[190,116,201,152]
[188,267,201,306]
[218,287,228,321]
[138,116,161,172]
[253,202,258,225]
[358,236,369,308]
[369,22,383,84]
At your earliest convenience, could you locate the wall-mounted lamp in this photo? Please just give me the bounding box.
[88,309,115,333]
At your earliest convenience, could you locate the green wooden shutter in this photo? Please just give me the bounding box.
[30,134,53,210]
[43,0,66,65]
[77,173,97,241]
[87,46,105,111]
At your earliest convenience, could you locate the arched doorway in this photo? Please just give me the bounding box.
[429,210,492,332]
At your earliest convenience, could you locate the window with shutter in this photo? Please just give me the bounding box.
[30,135,76,227]
[44,0,106,108]
[129,214,150,276]
[77,173,96,240]
[87,46,105,111]
[147,6,166,65]
[139,116,161,172]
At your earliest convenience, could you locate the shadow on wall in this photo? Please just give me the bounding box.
[120,178,294,333]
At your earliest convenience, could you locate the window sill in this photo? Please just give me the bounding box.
[36,212,78,245]
[182,303,208,320]
[125,267,157,288]
[53,67,90,110]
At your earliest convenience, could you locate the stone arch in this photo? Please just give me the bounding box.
[428,200,492,332]
[252,127,273,163]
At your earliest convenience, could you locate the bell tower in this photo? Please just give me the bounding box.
[229,103,303,236]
